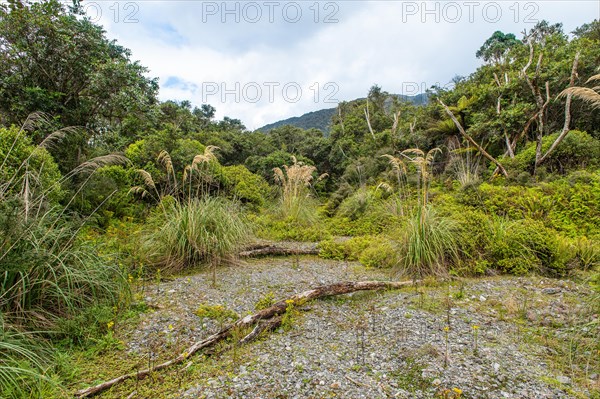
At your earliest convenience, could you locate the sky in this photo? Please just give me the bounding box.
[86,0,600,130]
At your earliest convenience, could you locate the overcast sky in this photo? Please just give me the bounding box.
[87,1,599,130]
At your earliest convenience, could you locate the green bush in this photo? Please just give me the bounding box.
[220,165,271,207]
[458,174,600,239]
[336,187,377,220]
[0,126,64,202]
[254,213,329,242]
[318,236,372,261]
[486,219,575,276]
[500,130,600,175]
[358,237,399,268]
[73,165,143,223]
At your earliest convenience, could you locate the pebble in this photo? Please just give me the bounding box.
[122,255,590,399]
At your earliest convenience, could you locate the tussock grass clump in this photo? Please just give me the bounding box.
[0,318,55,398]
[0,210,128,331]
[273,156,325,223]
[398,206,459,279]
[143,197,250,280]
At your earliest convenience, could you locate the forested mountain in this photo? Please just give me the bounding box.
[258,93,429,134]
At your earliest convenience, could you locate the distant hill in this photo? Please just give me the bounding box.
[257,93,429,134]
[258,107,336,134]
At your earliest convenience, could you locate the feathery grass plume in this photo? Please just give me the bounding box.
[190,145,220,198]
[397,206,459,279]
[273,156,325,222]
[142,197,249,284]
[381,154,409,215]
[447,138,480,188]
[157,150,177,193]
[71,154,129,175]
[191,145,220,167]
[132,147,222,207]
[401,147,441,207]
[38,126,81,150]
[560,72,600,109]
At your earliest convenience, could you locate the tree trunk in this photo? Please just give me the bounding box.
[537,52,581,166]
[438,99,508,177]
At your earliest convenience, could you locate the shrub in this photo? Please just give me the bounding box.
[220,165,271,207]
[458,174,600,239]
[255,213,329,242]
[500,130,600,175]
[358,237,399,268]
[486,219,576,276]
[0,125,64,203]
[318,236,372,261]
[143,197,250,274]
[336,187,376,220]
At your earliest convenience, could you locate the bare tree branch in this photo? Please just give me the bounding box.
[438,99,508,177]
[537,52,580,165]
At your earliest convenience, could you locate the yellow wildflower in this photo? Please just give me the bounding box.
[107,321,114,330]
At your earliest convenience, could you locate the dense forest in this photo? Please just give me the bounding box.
[0,1,599,398]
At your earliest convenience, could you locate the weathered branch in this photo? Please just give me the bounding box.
[239,244,319,257]
[364,99,376,140]
[74,280,415,398]
[438,99,508,177]
[537,52,580,165]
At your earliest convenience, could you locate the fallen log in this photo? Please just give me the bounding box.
[239,244,319,257]
[74,280,414,398]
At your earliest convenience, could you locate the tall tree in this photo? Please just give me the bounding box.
[0,0,158,169]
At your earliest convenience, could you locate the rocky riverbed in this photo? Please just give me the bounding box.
[77,256,599,399]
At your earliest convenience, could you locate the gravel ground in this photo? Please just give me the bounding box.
[120,256,596,399]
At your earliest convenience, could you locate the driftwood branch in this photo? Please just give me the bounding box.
[438,99,508,177]
[74,280,415,398]
[239,244,319,258]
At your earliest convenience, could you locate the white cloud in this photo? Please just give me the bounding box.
[90,1,599,130]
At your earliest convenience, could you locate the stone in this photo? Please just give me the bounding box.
[493,363,500,373]
[556,375,571,385]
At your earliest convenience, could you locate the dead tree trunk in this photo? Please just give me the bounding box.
[74,280,415,398]
[438,99,508,177]
[239,244,319,257]
[521,39,551,174]
[537,52,580,166]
